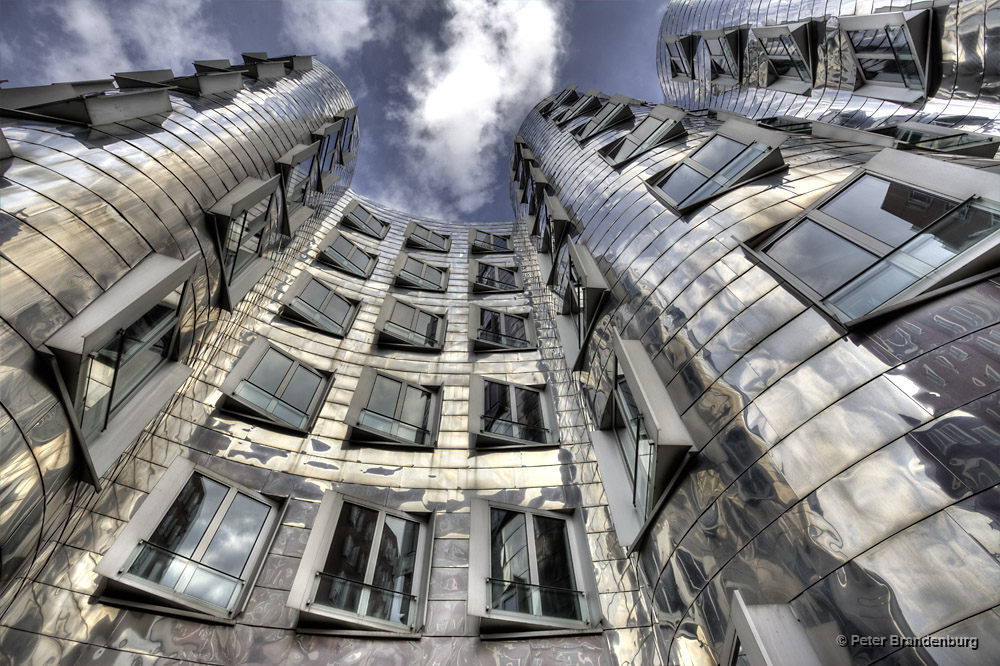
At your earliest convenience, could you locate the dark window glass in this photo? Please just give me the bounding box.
[692,135,745,171]
[659,164,707,205]
[767,219,878,296]
[533,515,577,618]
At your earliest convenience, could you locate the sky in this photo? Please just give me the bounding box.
[0,0,667,222]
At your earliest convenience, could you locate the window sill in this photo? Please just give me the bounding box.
[763,78,812,95]
[853,83,924,105]
[221,257,273,311]
[478,610,595,635]
[99,592,237,626]
[347,422,436,449]
[287,204,315,236]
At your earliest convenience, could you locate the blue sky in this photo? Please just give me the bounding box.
[0,0,666,221]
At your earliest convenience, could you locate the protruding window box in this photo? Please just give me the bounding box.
[647,120,787,214]
[840,11,931,105]
[219,338,331,434]
[194,58,285,81]
[751,22,817,94]
[471,260,522,293]
[242,51,314,72]
[873,121,1000,157]
[572,93,635,142]
[332,106,358,164]
[316,228,377,279]
[470,229,513,254]
[280,273,360,338]
[375,296,446,351]
[469,304,537,353]
[558,239,609,359]
[311,120,345,192]
[277,141,321,235]
[532,192,573,255]
[554,88,603,126]
[598,104,686,167]
[697,27,747,87]
[470,376,558,450]
[538,85,578,117]
[340,200,389,239]
[663,35,697,82]
[722,591,823,666]
[209,175,281,310]
[113,69,243,96]
[404,221,451,252]
[345,368,441,449]
[43,253,196,486]
[287,491,433,634]
[525,165,550,214]
[0,82,172,126]
[393,253,449,292]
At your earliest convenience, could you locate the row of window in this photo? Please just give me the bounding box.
[96,457,597,634]
[663,10,933,104]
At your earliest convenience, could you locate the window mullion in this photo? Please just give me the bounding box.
[273,360,300,399]
[809,210,896,256]
[191,486,238,561]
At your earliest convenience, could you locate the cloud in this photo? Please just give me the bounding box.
[374,0,568,218]
[280,0,378,66]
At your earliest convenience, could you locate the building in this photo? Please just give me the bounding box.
[0,0,997,664]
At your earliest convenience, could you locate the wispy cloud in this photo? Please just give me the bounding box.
[373,0,569,218]
[280,0,379,66]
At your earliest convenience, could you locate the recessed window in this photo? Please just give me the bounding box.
[393,253,449,292]
[287,491,432,633]
[470,376,557,449]
[316,228,377,279]
[756,149,1000,324]
[404,221,451,252]
[340,200,389,240]
[209,175,281,309]
[572,93,635,142]
[663,35,697,82]
[553,88,604,126]
[722,590,823,666]
[220,339,331,433]
[346,368,440,448]
[95,458,281,619]
[648,120,787,213]
[468,500,599,633]
[277,141,320,235]
[751,23,816,94]
[44,253,197,482]
[697,27,746,86]
[470,229,512,253]
[375,296,446,351]
[599,104,686,167]
[470,304,536,352]
[840,11,931,104]
[471,260,522,293]
[280,273,359,337]
[539,86,578,118]
[560,239,609,349]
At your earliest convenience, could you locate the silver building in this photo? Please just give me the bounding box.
[0,0,997,663]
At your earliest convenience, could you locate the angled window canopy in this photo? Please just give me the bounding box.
[532,192,574,254]
[194,55,284,80]
[697,27,747,87]
[840,10,931,104]
[341,200,389,239]
[113,68,243,96]
[539,85,578,117]
[751,22,817,94]
[0,80,171,126]
[393,253,449,292]
[573,93,636,141]
[404,221,451,252]
[470,376,558,449]
[870,121,1000,158]
[599,104,686,167]
[469,305,537,353]
[663,35,697,82]
[277,140,321,235]
[554,88,604,126]
[241,51,314,72]
[722,591,823,666]
[345,368,441,449]
[311,119,345,191]
[470,229,512,254]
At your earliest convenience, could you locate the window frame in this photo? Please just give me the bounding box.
[560,239,609,351]
[469,228,513,254]
[392,252,449,292]
[345,367,442,449]
[538,86,578,118]
[469,304,537,353]
[751,148,1000,327]
[311,119,344,192]
[43,253,197,485]
[287,490,434,635]
[751,22,816,94]
[208,175,281,310]
[572,93,635,142]
[95,457,283,621]
[219,338,331,434]
[598,104,687,168]
[276,140,321,236]
[279,272,360,338]
[469,375,558,450]
[340,200,389,240]
[471,259,523,294]
[721,590,823,666]
[375,295,447,351]
[663,34,697,82]
[645,120,787,214]
[316,228,378,279]
[404,221,452,253]
[840,10,931,104]
[468,499,601,634]
[553,88,604,127]
[697,27,747,87]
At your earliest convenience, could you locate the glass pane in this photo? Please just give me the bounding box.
[759,36,788,56]
[389,302,416,328]
[148,474,228,559]
[767,220,878,296]
[691,135,745,171]
[280,365,323,413]
[484,380,511,420]
[533,515,578,620]
[887,25,923,89]
[480,308,499,334]
[322,294,352,326]
[368,376,401,417]
[503,314,527,342]
[247,349,293,394]
[849,29,892,55]
[318,502,378,614]
[659,164,708,205]
[200,493,270,577]
[637,119,677,154]
[857,56,905,85]
[780,35,810,81]
[367,514,419,624]
[414,311,438,341]
[489,509,531,613]
[820,175,956,246]
[399,386,430,428]
[825,261,919,321]
[514,388,544,428]
[300,280,330,310]
[184,565,242,609]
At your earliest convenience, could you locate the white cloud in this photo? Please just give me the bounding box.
[280,0,377,65]
[376,0,568,218]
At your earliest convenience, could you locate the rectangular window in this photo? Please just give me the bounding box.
[840,11,930,103]
[317,229,376,278]
[698,27,745,86]
[404,221,451,252]
[573,93,634,142]
[394,254,448,291]
[599,104,686,167]
[282,274,358,337]
[472,260,521,293]
[663,35,696,81]
[341,201,389,240]
[470,229,512,253]
[539,86,578,118]
[95,459,280,619]
[553,89,603,126]
[376,296,445,350]
[347,368,440,448]
[561,240,609,349]
[482,379,549,445]
[475,307,533,351]
[751,23,815,94]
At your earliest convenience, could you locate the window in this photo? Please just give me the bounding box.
[469,500,599,633]
[316,228,377,279]
[512,144,533,198]
[240,51,313,72]
[95,458,281,619]
[648,120,787,213]
[393,253,449,292]
[404,221,451,252]
[375,296,446,351]
[471,260,522,293]
[113,68,244,97]
[561,240,609,349]
[346,368,440,448]
[721,591,823,666]
[340,200,389,240]
[277,141,320,235]
[758,115,813,134]
[0,80,172,126]
[522,164,549,214]
[311,119,344,192]
[539,86,578,118]
[470,229,512,254]
[572,93,635,142]
[470,376,557,449]
[531,192,575,255]
[470,304,537,352]
[756,149,1000,325]
[287,491,433,633]
[553,88,604,126]
[871,122,1000,158]
[751,23,816,94]
[280,273,359,337]
[599,104,686,167]
[663,35,697,82]
[44,253,196,483]
[840,11,931,104]
[209,175,281,310]
[697,27,746,87]
[220,338,331,433]
[336,107,358,163]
